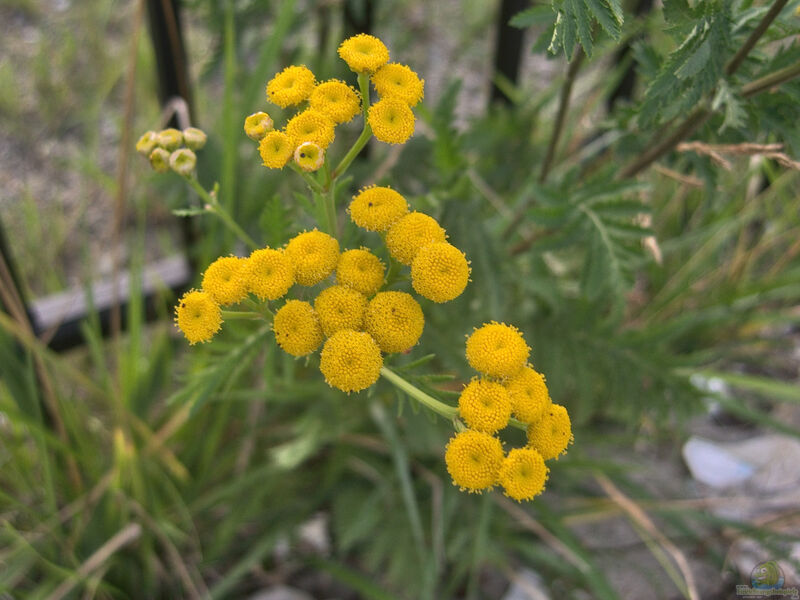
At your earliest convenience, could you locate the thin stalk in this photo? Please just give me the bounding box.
[741,60,800,97]
[332,73,372,179]
[290,162,325,194]
[220,310,263,320]
[325,185,340,240]
[725,0,790,76]
[243,297,275,319]
[186,177,258,250]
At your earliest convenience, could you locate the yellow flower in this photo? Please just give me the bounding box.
[245,248,294,301]
[286,109,336,149]
[385,212,446,265]
[411,242,470,303]
[284,229,340,286]
[499,447,548,502]
[273,300,324,357]
[169,148,196,176]
[319,330,383,393]
[157,128,183,150]
[371,63,424,106]
[364,291,424,353]
[149,147,171,173]
[174,289,222,345]
[314,285,368,337]
[348,186,409,232]
[337,33,390,74]
[445,430,504,493]
[259,131,295,169]
[368,98,415,144]
[458,378,512,434]
[309,80,361,124]
[202,256,249,306]
[136,131,158,156]
[182,127,207,150]
[266,65,316,108]
[527,404,573,461]
[505,366,551,424]
[244,112,274,141]
[336,248,385,296]
[293,141,325,172]
[465,322,530,379]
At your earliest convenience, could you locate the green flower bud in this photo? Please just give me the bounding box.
[135,130,158,156]
[182,127,207,150]
[157,128,183,150]
[169,148,197,176]
[149,147,171,173]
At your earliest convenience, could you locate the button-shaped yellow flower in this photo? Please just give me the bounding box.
[286,109,336,149]
[336,248,385,296]
[310,80,361,124]
[445,430,504,492]
[136,131,158,156]
[157,128,183,150]
[457,378,512,434]
[169,148,196,176]
[149,147,171,173]
[273,300,324,357]
[182,127,207,150]
[348,186,409,232]
[319,330,383,393]
[202,256,248,306]
[371,63,424,106]
[174,289,222,345]
[244,111,274,141]
[245,248,294,301]
[314,285,368,337]
[259,131,294,169]
[499,447,548,502]
[411,242,470,303]
[337,33,389,74]
[293,141,325,172]
[284,230,340,286]
[465,322,530,379]
[505,366,551,424]
[364,291,424,353]
[385,212,446,265]
[527,404,573,461]
[266,65,315,108]
[368,97,415,145]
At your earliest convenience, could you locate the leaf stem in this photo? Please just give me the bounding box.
[220,310,263,320]
[725,0,790,76]
[186,177,258,250]
[332,73,372,179]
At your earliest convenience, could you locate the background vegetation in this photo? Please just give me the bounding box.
[1,0,799,598]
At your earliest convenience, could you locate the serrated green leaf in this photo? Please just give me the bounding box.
[567,0,594,56]
[675,37,710,79]
[510,5,554,28]
[584,0,622,39]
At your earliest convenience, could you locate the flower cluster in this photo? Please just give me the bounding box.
[136,127,206,176]
[444,322,573,501]
[245,34,424,173]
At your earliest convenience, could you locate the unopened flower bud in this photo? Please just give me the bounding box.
[135,130,158,156]
[182,127,207,150]
[170,148,197,176]
[149,147,171,173]
[244,111,273,141]
[157,128,183,150]
[293,141,325,172]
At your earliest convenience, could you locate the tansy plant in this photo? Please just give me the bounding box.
[137,34,572,502]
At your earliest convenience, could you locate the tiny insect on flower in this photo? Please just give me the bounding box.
[169,148,197,177]
[445,429,504,492]
[527,404,573,461]
[266,65,316,108]
[310,79,361,124]
[411,241,470,303]
[337,33,390,74]
[148,147,171,173]
[505,366,551,424]
[465,321,530,379]
[457,378,512,435]
[174,289,222,345]
[293,141,325,172]
[348,186,409,233]
[284,230,340,286]
[385,212,446,265]
[319,330,383,393]
[286,109,336,149]
[259,131,294,169]
[364,291,424,353]
[314,285,368,337]
[136,131,158,156]
[368,97,415,145]
[157,128,183,151]
[499,447,549,502]
[371,63,424,106]
[336,248,385,297]
[244,112,274,141]
[245,248,294,301]
[202,256,249,306]
[273,300,324,357]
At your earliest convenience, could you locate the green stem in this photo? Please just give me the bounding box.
[325,185,340,240]
[186,177,258,250]
[332,72,372,179]
[244,297,275,318]
[290,162,325,194]
[221,310,263,320]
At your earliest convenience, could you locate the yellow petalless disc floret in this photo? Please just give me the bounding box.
[336,248,385,296]
[368,98,415,145]
[157,128,183,150]
[309,80,361,124]
[458,378,512,434]
[465,321,530,379]
[411,242,470,303]
[182,127,207,150]
[201,256,248,306]
[245,248,294,301]
[445,430,504,493]
[273,300,324,357]
[259,131,294,169]
[505,366,551,424]
[169,148,196,176]
[499,447,549,502]
[149,147,170,173]
[266,65,316,108]
[136,131,158,156]
[319,330,383,393]
[371,63,424,106]
[314,285,368,337]
[174,289,221,345]
[293,141,325,172]
[527,404,573,461]
[337,33,389,74]
[244,112,274,141]
[284,230,340,286]
[364,291,424,353]
[348,186,409,232]
[286,109,336,149]
[385,212,446,265]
